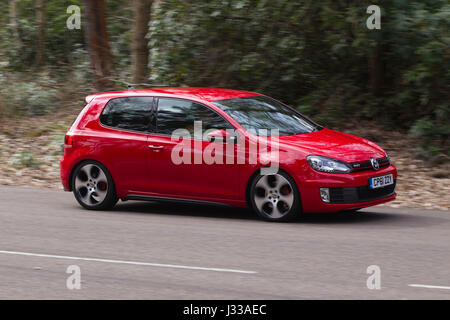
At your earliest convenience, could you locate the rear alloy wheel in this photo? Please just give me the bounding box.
[250,171,300,221]
[72,161,118,210]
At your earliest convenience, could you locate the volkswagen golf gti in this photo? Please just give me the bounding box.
[60,88,397,221]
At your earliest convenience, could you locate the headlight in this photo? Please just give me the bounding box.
[307,155,352,173]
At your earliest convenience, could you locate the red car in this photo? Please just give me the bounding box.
[60,88,397,221]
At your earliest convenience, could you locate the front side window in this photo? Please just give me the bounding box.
[100,97,153,132]
[156,98,232,138]
[213,96,321,136]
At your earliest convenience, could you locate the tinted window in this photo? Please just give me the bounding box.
[213,96,321,136]
[156,98,232,138]
[100,97,153,132]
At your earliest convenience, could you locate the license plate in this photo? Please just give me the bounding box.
[369,174,394,189]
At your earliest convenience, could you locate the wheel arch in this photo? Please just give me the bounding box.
[68,158,116,193]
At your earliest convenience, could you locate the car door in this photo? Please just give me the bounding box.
[145,97,240,200]
[97,96,154,193]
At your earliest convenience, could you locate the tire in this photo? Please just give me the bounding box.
[249,170,301,222]
[71,160,118,210]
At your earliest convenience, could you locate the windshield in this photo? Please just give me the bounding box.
[212,96,321,136]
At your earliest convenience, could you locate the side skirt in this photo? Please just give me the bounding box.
[123,194,233,207]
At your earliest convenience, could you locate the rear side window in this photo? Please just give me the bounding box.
[156,98,232,137]
[100,97,153,132]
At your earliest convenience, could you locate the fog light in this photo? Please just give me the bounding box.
[320,188,330,203]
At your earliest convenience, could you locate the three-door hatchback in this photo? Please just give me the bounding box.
[60,88,397,221]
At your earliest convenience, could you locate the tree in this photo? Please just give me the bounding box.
[35,0,46,66]
[9,0,20,43]
[131,0,153,84]
[368,44,382,96]
[84,0,115,91]
[9,0,22,47]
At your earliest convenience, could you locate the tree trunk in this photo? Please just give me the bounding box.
[9,0,22,46]
[35,0,46,66]
[84,0,115,91]
[368,43,382,96]
[131,0,153,84]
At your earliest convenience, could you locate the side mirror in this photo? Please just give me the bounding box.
[206,129,237,143]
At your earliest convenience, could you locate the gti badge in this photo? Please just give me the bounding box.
[370,157,380,170]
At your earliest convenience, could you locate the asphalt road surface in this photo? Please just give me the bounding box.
[0,186,449,299]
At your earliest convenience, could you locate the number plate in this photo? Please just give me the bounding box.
[369,174,394,189]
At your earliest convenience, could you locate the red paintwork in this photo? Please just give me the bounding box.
[61,88,397,213]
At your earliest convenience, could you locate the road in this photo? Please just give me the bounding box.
[0,186,449,299]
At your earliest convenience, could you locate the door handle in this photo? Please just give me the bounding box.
[148,145,164,151]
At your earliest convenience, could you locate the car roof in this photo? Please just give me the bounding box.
[85,87,263,103]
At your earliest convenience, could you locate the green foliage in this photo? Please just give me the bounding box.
[0,0,129,70]
[149,0,315,100]
[106,1,133,70]
[0,71,59,116]
[410,104,450,156]
[8,152,41,169]
[45,0,85,66]
[0,0,84,70]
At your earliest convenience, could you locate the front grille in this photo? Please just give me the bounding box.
[350,157,390,172]
[329,180,396,203]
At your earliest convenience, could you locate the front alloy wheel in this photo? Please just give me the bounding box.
[250,171,300,221]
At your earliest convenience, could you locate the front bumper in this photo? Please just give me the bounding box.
[298,164,397,213]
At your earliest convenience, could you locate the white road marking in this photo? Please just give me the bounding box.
[0,250,257,274]
[409,284,450,290]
